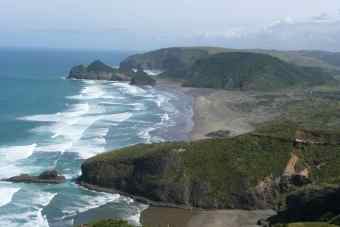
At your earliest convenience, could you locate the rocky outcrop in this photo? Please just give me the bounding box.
[267,185,340,226]
[206,130,231,138]
[5,170,66,184]
[129,69,156,86]
[68,60,129,81]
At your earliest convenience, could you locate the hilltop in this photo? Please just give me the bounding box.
[120,47,340,71]
[119,47,338,91]
[181,52,334,90]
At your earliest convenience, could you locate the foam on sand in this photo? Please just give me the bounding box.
[61,190,121,220]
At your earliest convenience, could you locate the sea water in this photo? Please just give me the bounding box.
[0,48,192,226]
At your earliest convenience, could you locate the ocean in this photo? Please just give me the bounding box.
[0,47,192,226]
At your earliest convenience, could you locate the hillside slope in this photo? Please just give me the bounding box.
[79,121,340,210]
[182,52,334,90]
[119,47,340,72]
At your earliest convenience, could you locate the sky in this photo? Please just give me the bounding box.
[1,0,340,51]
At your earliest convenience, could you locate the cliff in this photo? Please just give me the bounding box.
[267,185,340,226]
[79,121,340,210]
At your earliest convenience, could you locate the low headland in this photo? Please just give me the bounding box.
[69,47,340,227]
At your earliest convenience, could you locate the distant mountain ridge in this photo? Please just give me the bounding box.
[120,47,338,90]
[120,47,340,71]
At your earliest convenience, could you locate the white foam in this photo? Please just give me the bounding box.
[0,144,36,162]
[138,127,156,144]
[0,185,20,208]
[61,190,121,219]
[32,192,58,207]
[19,103,90,123]
[0,191,56,227]
[0,210,50,227]
[144,69,163,76]
[106,112,132,123]
[113,82,147,96]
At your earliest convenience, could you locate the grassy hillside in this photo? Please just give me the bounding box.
[119,47,340,72]
[120,47,337,90]
[80,117,340,209]
[299,51,340,68]
[181,52,334,90]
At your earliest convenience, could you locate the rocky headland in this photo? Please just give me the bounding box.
[68,60,156,86]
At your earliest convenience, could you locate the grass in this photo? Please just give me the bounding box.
[274,223,339,227]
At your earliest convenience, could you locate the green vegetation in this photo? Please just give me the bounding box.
[181,52,334,90]
[300,51,340,69]
[120,47,340,72]
[120,47,337,90]
[81,116,340,209]
[87,60,117,73]
[80,219,134,227]
[119,47,227,72]
[273,223,339,227]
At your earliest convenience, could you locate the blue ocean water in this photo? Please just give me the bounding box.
[0,48,192,227]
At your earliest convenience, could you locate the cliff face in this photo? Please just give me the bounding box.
[268,186,340,226]
[68,60,129,81]
[79,122,340,209]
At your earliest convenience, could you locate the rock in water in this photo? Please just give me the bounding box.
[4,170,66,184]
[68,60,129,81]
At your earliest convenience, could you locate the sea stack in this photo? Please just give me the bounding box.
[68,60,129,81]
[4,170,66,184]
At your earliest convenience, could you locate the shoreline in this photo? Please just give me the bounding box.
[75,79,293,227]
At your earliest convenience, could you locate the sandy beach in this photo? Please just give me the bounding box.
[141,207,276,227]
[157,78,303,141]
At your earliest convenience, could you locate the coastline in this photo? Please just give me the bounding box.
[73,79,196,226]
[75,79,295,226]
[139,79,305,227]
